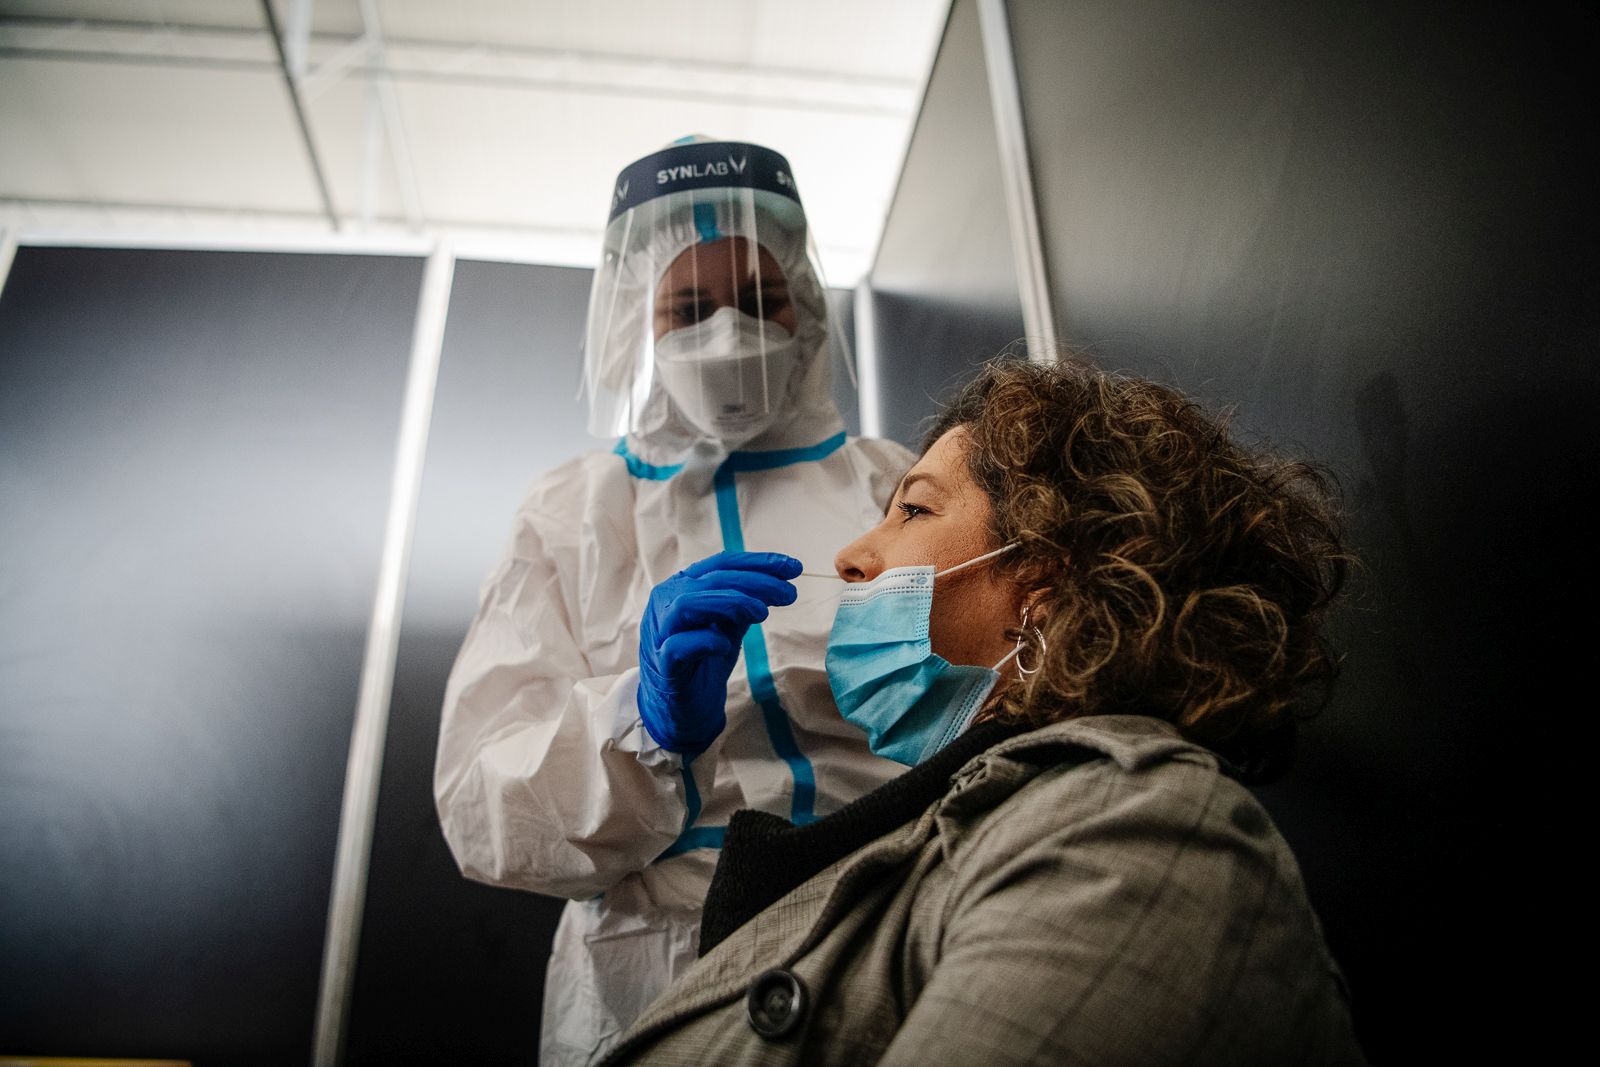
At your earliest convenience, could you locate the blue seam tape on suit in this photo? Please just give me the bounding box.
[616,431,845,483]
[655,431,847,857]
[712,461,817,826]
[739,623,817,823]
[658,826,726,858]
[724,431,845,472]
[613,438,686,480]
[657,752,712,860]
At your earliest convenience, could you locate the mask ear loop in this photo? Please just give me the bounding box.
[934,541,1019,579]
[1016,605,1047,676]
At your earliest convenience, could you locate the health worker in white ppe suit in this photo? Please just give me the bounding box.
[433,138,915,1066]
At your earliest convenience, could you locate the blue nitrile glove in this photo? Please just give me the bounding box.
[637,551,802,755]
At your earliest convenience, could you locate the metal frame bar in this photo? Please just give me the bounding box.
[0,46,908,119]
[360,75,384,230]
[285,0,314,80]
[853,279,884,438]
[0,19,915,119]
[0,192,610,269]
[310,241,457,1067]
[0,227,18,303]
[2,193,593,236]
[259,0,340,232]
[356,0,423,230]
[976,0,1058,361]
[0,14,919,91]
[300,31,374,103]
[10,229,434,257]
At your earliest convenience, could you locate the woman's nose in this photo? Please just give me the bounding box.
[834,531,879,583]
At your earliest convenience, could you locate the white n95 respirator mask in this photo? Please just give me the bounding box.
[653,306,800,447]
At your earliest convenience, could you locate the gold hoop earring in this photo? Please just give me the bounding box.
[1016,606,1047,676]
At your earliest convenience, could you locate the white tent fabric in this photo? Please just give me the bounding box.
[0,0,948,284]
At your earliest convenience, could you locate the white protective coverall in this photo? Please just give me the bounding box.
[434,140,914,1065]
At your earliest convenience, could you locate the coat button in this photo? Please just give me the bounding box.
[745,968,807,1040]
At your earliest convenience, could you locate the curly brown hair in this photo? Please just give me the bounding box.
[927,357,1349,781]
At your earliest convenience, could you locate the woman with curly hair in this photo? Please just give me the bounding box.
[599,357,1364,1066]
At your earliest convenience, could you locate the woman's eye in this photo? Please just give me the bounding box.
[896,501,929,521]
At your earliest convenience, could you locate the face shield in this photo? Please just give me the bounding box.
[582,140,850,447]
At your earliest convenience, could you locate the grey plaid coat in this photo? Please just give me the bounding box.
[600,714,1364,1066]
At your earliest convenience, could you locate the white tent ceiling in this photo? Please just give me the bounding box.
[0,0,948,284]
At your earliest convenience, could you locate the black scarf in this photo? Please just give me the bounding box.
[698,719,1027,956]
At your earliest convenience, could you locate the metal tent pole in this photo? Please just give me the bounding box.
[310,242,456,1066]
[976,0,1058,361]
[260,0,341,232]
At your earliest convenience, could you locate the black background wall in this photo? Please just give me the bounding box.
[0,248,420,1064]
[870,0,1594,1058]
[345,260,592,1066]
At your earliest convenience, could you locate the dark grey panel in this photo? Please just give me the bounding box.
[346,260,594,1066]
[868,0,1027,446]
[872,289,1028,448]
[0,248,420,1064]
[825,287,862,437]
[1007,0,1594,1058]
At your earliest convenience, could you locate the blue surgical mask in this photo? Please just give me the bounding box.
[825,544,1021,766]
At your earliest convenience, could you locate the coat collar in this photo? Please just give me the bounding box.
[602,714,1217,1064]
[948,713,1201,793]
[697,718,1026,957]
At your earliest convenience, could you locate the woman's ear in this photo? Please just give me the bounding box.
[1020,588,1048,625]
